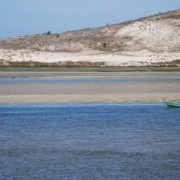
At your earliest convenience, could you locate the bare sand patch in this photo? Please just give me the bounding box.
[0,72,180,103]
[0,93,179,103]
[1,49,180,67]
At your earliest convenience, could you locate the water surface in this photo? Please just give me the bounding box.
[0,103,180,179]
[0,72,180,84]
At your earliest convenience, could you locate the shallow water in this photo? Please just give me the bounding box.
[0,103,180,179]
[0,72,180,84]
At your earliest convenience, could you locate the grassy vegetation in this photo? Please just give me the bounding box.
[0,65,180,72]
[0,60,106,68]
[1,59,180,69]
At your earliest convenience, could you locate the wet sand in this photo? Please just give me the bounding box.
[0,71,180,103]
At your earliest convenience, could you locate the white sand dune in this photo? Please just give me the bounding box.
[0,49,180,66]
[0,9,179,67]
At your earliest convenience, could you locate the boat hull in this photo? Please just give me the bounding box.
[165,101,180,108]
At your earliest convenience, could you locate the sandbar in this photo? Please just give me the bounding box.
[0,71,180,103]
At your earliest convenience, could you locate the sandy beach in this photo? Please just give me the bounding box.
[0,71,180,103]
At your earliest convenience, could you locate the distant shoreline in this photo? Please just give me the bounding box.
[0,66,180,72]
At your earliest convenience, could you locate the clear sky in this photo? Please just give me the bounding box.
[0,0,179,39]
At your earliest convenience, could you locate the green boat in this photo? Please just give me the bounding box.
[165,101,180,108]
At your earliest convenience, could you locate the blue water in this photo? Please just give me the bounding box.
[0,103,180,179]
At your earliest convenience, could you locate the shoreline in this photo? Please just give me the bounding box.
[0,93,179,103]
[0,66,180,72]
[0,71,179,104]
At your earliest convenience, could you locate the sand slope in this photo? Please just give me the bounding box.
[0,9,179,67]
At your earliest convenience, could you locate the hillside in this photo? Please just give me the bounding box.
[0,9,180,67]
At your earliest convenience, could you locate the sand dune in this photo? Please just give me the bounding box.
[0,9,179,67]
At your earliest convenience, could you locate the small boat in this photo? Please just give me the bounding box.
[165,101,180,108]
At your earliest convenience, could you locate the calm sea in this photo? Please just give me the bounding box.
[0,103,180,179]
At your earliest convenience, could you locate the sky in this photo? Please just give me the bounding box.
[0,0,179,39]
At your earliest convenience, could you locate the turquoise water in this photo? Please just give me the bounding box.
[0,103,180,179]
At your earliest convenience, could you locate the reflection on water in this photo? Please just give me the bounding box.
[0,103,180,179]
[0,72,180,84]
